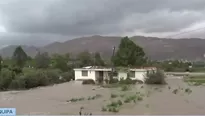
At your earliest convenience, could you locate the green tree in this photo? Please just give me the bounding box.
[113,36,147,67]
[77,51,93,67]
[12,46,28,68]
[52,55,69,72]
[0,55,2,71]
[94,52,105,66]
[35,52,50,69]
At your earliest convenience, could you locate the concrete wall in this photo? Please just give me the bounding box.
[74,69,148,82]
[117,72,128,80]
[133,71,146,82]
[74,70,96,81]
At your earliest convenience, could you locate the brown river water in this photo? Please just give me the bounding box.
[0,77,205,115]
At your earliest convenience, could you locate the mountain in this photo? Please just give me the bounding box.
[1,35,205,61]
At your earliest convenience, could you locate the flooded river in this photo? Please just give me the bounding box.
[0,78,205,115]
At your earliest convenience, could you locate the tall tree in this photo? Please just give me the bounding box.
[35,52,50,69]
[52,54,69,72]
[94,52,105,66]
[113,36,147,67]
[12,46,28,68]
[77,51,93,67]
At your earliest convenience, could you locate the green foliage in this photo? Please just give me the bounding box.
[94,52,105,66]
[0,68,14,90]
[184,75,205,85]
[52,54,69,72]
[113,36,147,67]
[9,76,26,90]
[119,77,137,84]
[0,55,2,71]
[61,71,74,82]
[35,52,50,69]
[145,69,167,84]
[12,46,28,68]
[121,85,130,91]
[77,51,93,67]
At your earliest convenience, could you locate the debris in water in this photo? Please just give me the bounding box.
[172,89,178,94]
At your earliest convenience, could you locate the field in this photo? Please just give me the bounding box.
[0,77,205,115]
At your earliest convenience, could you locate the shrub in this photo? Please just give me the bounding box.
[22,71,44,88]
[21,69,62,89]
[45,69,62,84]
[110,78,119,84]
[121,85,130,91]
[145,69,166,84]
[119,77,136,84]
[9,76,26,90]
[61,71,74,82]
[0,68,14,90]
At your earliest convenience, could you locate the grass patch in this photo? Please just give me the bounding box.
[184,75,205,86]
[87,94,102,100]
[67,94,102,102]
[121,85,130,91]
[103,100,123,113]
[67,97,85,102]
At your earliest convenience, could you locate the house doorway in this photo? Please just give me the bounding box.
[97,71,104,84]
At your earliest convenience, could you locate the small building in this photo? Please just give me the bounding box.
[73,66,156,83]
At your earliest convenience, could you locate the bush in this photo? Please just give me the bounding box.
[23,71,44,88]
[20,69,62,89]
[82,79,95,85]
[9,76,26,90]
[0,68,14,90]
[119,77,136,84]
[61,71,74,82]
[145,69,166,84]
[45,69,62,84]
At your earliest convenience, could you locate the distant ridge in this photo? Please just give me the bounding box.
[1,35,205,61]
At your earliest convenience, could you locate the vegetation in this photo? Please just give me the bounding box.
[112,36,147,67]
[2,36,205,91]
[0,46,76,91]
[184,75,205,86]
[145,69,167,84]
[12,46,28,68]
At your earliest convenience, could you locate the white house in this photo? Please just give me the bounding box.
[73,66,156,83]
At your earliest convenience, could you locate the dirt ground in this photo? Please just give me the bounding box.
[0,78,205,115]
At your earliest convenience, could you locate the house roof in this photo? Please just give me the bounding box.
[73,66,156,71]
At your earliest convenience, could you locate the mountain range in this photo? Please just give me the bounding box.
[1,35,205,61]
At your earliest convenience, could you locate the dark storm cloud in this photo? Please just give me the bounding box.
[0,0,205,47]
[1,0,205,36]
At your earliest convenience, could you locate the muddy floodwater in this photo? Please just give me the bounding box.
[0,77,205,115]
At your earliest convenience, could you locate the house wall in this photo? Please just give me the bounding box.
[117,71,128,80]
[116,71,147,82]
[133,71,146,82]
[74,70,96,81]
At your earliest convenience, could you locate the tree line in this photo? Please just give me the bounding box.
[0,36,202,90]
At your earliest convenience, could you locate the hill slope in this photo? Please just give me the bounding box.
[1,35,205,61]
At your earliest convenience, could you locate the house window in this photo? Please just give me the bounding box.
[129,71,135,78]
[82,71,88,76]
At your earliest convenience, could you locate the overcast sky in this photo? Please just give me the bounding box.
[1,0,205,47]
